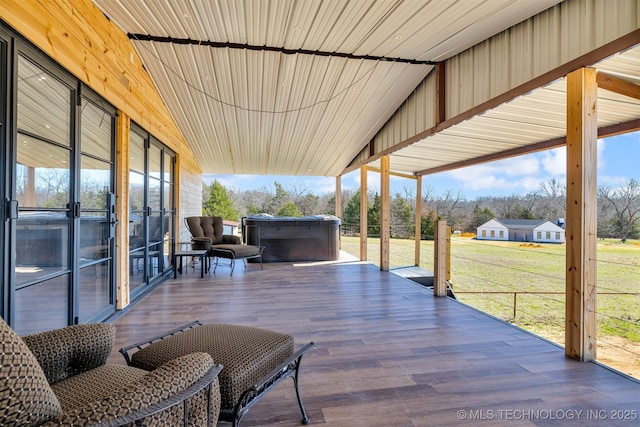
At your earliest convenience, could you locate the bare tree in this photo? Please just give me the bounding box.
[537,178,566,220]
[433,189,465,229]
[598,179,640,242]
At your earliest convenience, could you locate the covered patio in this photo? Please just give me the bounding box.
[0,1,638,424]
[108,257,640,426]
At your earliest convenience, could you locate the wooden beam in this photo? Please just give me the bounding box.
[565,68,598,362]
[414,175,422,267]
[342,29,640,176]
[417,117,640,176]
[360,166,367,261]
[380,155,390,271]
[116,111,130,309]
[434,220,449,297]
[366,166,416,180]
[418,137,566,176]
[596,71,640,100]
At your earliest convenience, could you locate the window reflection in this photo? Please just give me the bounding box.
[81,99,112,161]
[81,156,110,210]
[78,261,110,322]
[79,214,110,264]
[17,55,71,146]
[16,134,70,209]
[14,275,69,335]
[15,212,70,286]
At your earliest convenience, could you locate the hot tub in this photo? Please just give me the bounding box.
[243,215,341,262]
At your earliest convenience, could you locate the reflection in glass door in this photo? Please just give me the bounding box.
[128,127,146,292]
[14,55,73,334]
[128,124,175,299]
[11,51,116,334]
[148,143,163,283]
[77,96,116,323]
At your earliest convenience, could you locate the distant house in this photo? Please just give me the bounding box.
[222,220,240,236]
[477,219,565,243]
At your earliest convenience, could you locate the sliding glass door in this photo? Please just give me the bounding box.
[9,45,116,334]
[128,123,175,299]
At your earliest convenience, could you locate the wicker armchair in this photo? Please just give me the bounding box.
[185,216,263,275]
[0,317,222,426]
[185,216,241,253]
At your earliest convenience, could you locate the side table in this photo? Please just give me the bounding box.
[173,249,209,278]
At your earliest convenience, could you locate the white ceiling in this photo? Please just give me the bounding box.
[92,0,569,177]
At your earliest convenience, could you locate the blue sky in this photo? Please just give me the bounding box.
[205,131,640,200]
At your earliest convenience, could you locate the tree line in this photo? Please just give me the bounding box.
[203,178,640,242]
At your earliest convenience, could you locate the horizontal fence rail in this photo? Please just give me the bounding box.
[340,235,640,379]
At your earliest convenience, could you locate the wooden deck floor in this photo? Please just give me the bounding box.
[108,256,640,427]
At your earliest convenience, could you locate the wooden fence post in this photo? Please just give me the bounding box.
[434,220,450,297]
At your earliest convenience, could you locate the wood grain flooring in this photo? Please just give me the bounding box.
[108,258,640,426]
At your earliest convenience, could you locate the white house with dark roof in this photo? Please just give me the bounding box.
[477,219,565,243]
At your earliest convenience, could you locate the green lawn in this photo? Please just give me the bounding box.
[341,235,640,377]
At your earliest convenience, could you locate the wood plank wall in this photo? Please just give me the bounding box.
[0,0,206,307]
[0,0,200,173]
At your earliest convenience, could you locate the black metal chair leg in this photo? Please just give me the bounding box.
[293,355,311,424]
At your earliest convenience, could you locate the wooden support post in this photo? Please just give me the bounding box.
[434,220,450,297]
[380,155,390,271]
[414,175,422,266]
[116,111,131,309]
[360,166,367,261]
[565,67,598,361]
[335,176,342,249]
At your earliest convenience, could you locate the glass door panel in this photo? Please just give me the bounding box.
[78,157,112,322]
[128,125,175,300]
[14,274,69,335]
[148,143,162,281]
[16,135,70,209]
[163,151,174,273]
[15,211,70,286]
[128,129,146,291]
[14,54,72,333]
[16,57,70,147]
[78,94,115,322]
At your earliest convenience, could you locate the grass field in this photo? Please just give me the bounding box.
[341,235,640,378]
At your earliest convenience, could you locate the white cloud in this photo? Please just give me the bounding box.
[597,138,606,172]
[541,147,566,175]
[598,175,627,188]
[443,154,541,192]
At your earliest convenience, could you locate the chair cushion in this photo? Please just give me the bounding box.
[129,323,294,410]
[187,216,224,244]
[51,364,147,412]
[22,323,115,385]
[212,244,261,259]
[0,317,63,426]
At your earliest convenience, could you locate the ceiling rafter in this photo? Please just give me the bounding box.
[596,71,640,100]
[416,118,640,176]
[128,33,436,65]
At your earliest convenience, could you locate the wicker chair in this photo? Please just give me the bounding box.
[120,321,315,427]
[185,216,242,251]
[0,317,222,426]
[185,216,263,275]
